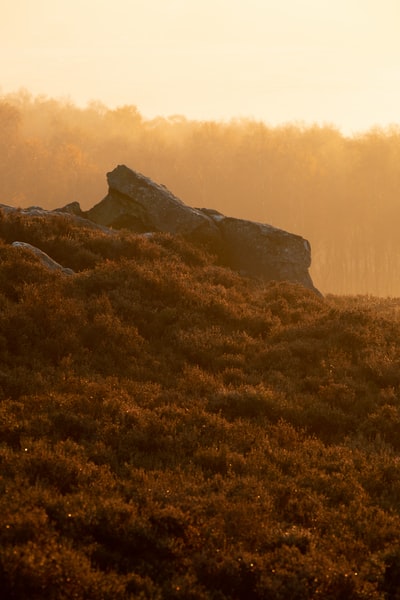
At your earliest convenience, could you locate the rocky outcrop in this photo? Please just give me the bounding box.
[11,242,74,276]
[87,165,318,292]
[0,165,319,292]
[86,166,221,243]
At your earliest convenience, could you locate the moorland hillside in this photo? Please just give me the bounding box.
[2,91,400,295]
[1,209,400,598]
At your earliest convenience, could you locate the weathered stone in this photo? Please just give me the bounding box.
[87,165,318,293]
[198,211,316,290]
[11,241,74,276]
[86,165,221,243]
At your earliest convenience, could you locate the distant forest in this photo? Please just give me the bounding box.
[1,90,400,296]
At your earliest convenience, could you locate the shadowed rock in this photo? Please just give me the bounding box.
[56,201,85,217]
[199,210,316,290]
[86,165,221,243]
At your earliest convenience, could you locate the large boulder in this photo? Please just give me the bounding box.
[87,165,318,293]
[86,165,220,244]
[199,208,315,290]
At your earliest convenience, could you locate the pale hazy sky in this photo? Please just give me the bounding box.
[1,0,399,134]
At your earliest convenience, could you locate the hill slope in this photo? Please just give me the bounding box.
[1,211,400,598]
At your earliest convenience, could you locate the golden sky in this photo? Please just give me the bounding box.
[1,0,399,134]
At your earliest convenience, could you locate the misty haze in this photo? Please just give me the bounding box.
[1,91,400,296]
[3,0,400,596]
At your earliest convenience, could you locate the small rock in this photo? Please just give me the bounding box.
[11,242,74,276]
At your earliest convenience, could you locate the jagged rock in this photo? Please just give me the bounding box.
[11,242,74,276]
[88,165,318,292]
[86,165,221,243]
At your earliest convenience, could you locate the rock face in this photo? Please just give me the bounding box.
[199,209,315,290]
[87,165,318,292]
[11,242,74,276]
[86,165,220,244]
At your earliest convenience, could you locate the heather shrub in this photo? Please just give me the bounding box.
[1,221,400,597]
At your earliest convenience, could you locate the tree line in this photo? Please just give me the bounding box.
[1,89,400,296]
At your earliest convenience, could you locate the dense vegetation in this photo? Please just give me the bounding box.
[1,209,400,598]
[2,91,400,295]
